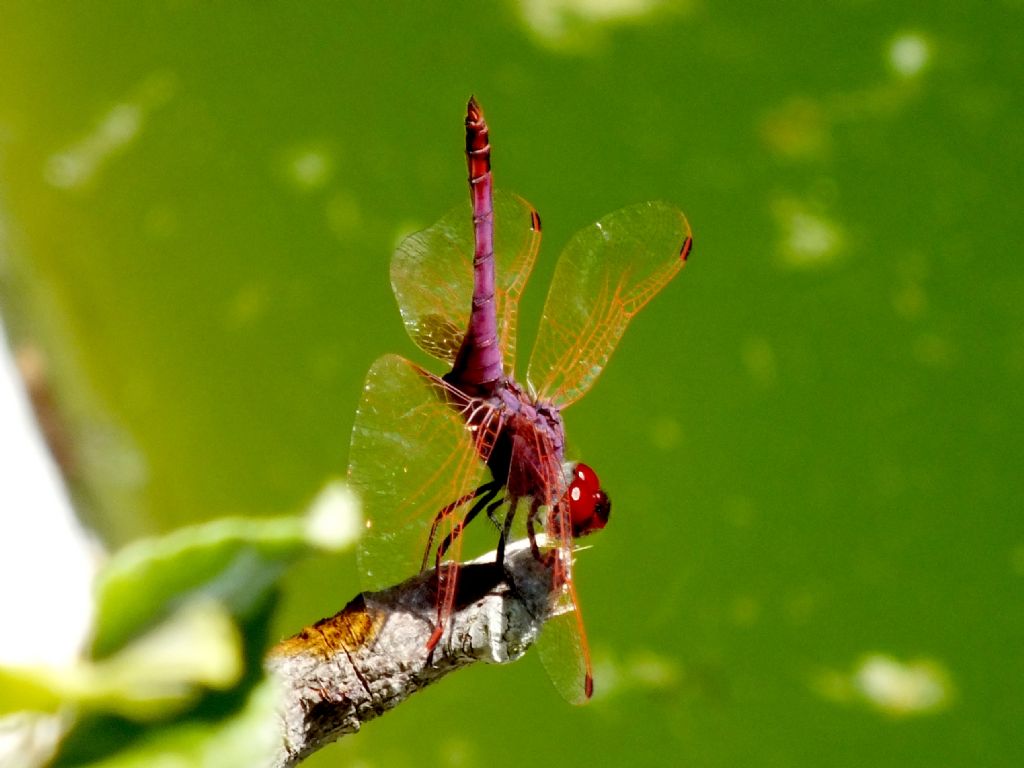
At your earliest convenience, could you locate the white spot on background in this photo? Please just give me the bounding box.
[813,653,953,717]
[45,105,141,189]
[772,197,844,269]
[278,142,335,192]
[855,654,952,715]
[763,30,934,167]
[592,647,681,700]
[44,72,177,190]
[513,0,690,51]
[888,32,932,79]
[304,480,362,551]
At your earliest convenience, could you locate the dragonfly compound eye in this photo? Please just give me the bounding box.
[568,463,610,537]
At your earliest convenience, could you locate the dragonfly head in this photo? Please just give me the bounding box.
[566,462,611,538]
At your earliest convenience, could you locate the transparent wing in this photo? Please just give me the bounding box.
[348,354,501,590]
[391,190,542,375]
[525,460,594,704]
[537,543,594,705]
[527,201,692,407]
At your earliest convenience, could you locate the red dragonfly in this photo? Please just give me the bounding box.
[348,98,692,702]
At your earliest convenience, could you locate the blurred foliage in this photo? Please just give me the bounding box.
[0,493,357,765]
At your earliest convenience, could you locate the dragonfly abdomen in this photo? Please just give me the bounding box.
[447,97,503,392]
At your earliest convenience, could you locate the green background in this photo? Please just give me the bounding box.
[1,1,1020,765]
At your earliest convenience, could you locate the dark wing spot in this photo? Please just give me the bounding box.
[680,236,693,262]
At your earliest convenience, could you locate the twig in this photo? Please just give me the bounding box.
[266,540,556,767]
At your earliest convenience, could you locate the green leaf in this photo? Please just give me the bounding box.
[91,481,358,659]
[72,677,280,768]
[0,599,242,720]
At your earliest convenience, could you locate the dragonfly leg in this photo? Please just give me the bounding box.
[493,496,518,566]
[485,498,504,536]
[525,496,544,560]
[421,480,499,572]
[434,482,501,564]
[427,482,502,652]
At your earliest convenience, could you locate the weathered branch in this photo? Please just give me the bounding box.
[266,540,556,767]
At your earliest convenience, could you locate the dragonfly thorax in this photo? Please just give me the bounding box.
[483,375,566,501]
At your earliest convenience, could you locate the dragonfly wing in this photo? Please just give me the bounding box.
[527,201,692,408]
[537,543,594,705]
[348,354,500,591]
[391,190,541,373]
[528,465,594,704]
[493,191,543,377]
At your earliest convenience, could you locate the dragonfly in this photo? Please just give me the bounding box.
[348,98,692,703]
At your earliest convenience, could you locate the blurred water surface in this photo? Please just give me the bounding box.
[1,2,1020,766]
